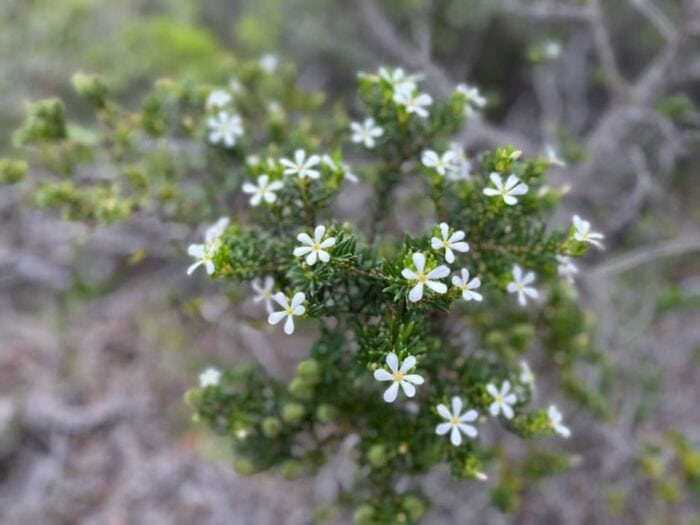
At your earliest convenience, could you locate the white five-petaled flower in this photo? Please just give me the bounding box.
[556,255,578,283]
[379,67,421,91]
[431,222,469,263]
[268,291,305,335]
[280,149,321,180]
[186,243,217,275]
[259,53,278,72]
[455,83,486,116]
[205,217,230,244]
[519,361,535,388]
[421,149,457,176]
[207,111,243,148]
[293,225,336,265]
[507,264,539,306]
[393,86,432,118]
[351,118,384,148]
[373,352,425,403]
[199,367,221,388]
[252,276,275,313]
[545,145,566,167]
[206,89,232,109]
[572,215,605,249]
[483,173,529,205]
[242,174,284,206]
[451,268,483,302]
[446,143,472,180]
[401,252,450,303]
[544,41,562,60]
[435,396,479,446]
[548,405,571,438]
[487,380,517,419]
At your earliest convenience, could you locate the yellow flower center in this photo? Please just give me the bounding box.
[450,416,459,426]
[500,187,508,196]
[285,307,294,315]
[312,242,321,251]
[495,395,504,404]
[417,273,427,283]
[442,240,450,248]
[393,371,404,382]
[516,283,524,292]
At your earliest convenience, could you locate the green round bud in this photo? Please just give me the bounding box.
[262,417,282,438]
[71,72,108,108]
[297,359,321,384]
[279,460,303,480]
[510,324,535,350]
[183,389,202,410]
[485,330,505,349]
[288,377,313,400]
[316,403,336,423]
[403,496,426,521]
[0,158,27,185]
[282,402,305,424]
[233,458,256,475]
[352,504,375,525]
[367,444,387,468]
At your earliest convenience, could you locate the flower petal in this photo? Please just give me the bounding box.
[400,380,416,397]
[412,252,426,273]
[268,311,286,325]
[437,403,452,420]
[283,315,295,335]
[425,280,447,294]
[426,265,450,279]
[450,426,462,446]
[436,422,452,436]
[408,282,424,302]
[451,396,463,415]
[374,369,393,381]
[399,355,416,373]
[383,382,399,403]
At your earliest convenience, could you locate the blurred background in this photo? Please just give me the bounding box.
[1,0,699,523]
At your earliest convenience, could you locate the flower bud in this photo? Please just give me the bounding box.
[262,417,282,438]
[315,403,336,423]
[233,458,256,475]
[72,72,108,108]
[403,496,425,520]
[288,377,313,400]
[352,504,375,525]
[281,402,305,424]
[279,459,303,480]
[367,444,387,468]
[297,359,321,384]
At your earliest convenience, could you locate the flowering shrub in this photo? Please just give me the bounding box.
[5,59,609,522]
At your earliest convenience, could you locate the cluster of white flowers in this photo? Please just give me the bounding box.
[377,67,433,118]
[186,217,229,276]
[455,83,486,117]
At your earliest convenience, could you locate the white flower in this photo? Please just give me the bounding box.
[342,163,359,183]
[293,225,336,265]
[545,145,566,167]
[401,252,450,303]
[379,67,421,91]
[206,89,232,109]
[572,215,605,249]
[455,83,486,116]
[486,380,517,419]
[435,396,479,446]
[187,242,217,275]
[548,405,571,438]
[431,222,469,263]
[252,276,275,313]
[507,264,539,306]
[205,217,229,244]
[280,149,321,180]
[268,291,305,335]
[351,118,384,148]
[207,111,243,148]
[446,143,472,180]
[483,173,529,205]
[199,367,221,388]
[451,268,482,302]
[259,53,278,72]
[421,149,457,176]
[228,78,243,93]
[242,174,284,206]
[556,255,578,282]
[519,361,535,388]
[543,41,562,60]
[373,352,425,403]
[393,86,432,118]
